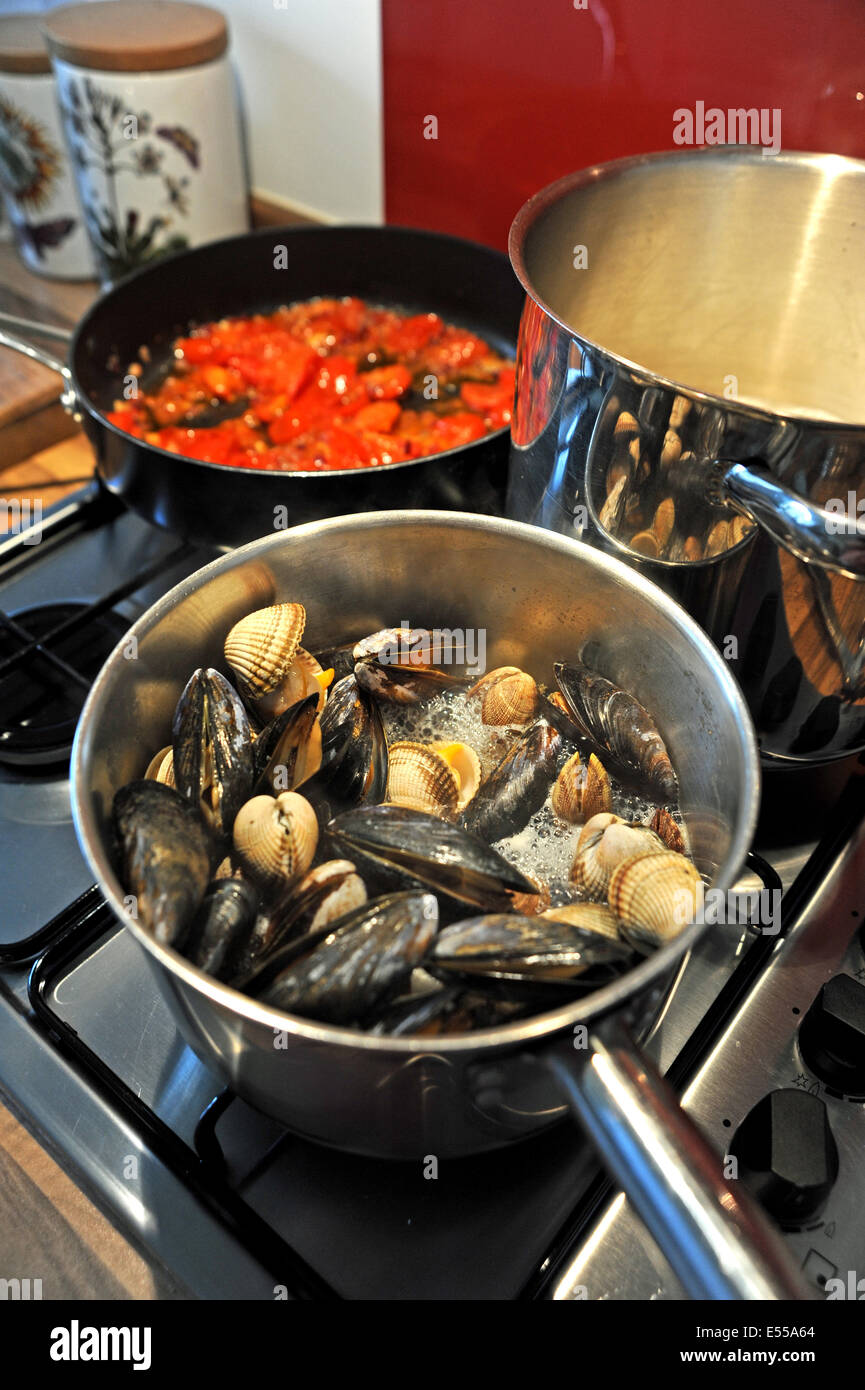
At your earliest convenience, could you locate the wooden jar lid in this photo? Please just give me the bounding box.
[42,1,228,73]
[0,14,52,75]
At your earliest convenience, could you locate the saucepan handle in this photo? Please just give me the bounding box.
[718,457,865,581]
[547,1015,812,1300]
[0,312,78,415]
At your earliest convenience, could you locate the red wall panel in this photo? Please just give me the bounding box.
[382,0,865,249]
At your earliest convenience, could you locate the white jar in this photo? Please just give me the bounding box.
[44,0,249,285]
[0,13,93,279]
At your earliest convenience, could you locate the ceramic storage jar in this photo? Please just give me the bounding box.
[43,0,249,284]
[0,12,92,279]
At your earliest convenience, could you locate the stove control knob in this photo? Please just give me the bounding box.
[729,1089,838,1228]
[799,974,865,1096]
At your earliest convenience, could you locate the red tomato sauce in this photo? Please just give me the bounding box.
[107,298,515,472]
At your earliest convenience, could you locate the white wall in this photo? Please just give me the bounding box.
[218,0,384,222]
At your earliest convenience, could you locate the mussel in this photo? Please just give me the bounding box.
[113,779,211,947]
[184,878,259,979]
[171,667,254,839]
[430,911,633,982]
[328,804,537,911]
[317,673,388,805]
[352,627,468,704]
[230,858,368,982]
[460,720,562,842]
[554,660,678,801]
[253,693,321,794]
[255,891,438,1024]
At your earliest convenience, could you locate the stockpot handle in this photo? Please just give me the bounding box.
[547,1015,812,1300]
[0,312,78,415]
[717,457,865,581]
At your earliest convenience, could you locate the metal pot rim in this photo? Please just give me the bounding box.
[508,146,865,434]
[70,509,760,1055]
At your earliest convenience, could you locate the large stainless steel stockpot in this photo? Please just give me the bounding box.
[71,511,807,1298]
[507,149,865,765]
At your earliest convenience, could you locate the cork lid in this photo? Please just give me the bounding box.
[42,1,228,73]
[0,14,52,75]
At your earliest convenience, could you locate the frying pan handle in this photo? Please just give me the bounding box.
[548,1016,812,1300]
[718,457,865,581]
[0,315,78,415]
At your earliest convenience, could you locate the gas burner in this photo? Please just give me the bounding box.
[0,602,128,768]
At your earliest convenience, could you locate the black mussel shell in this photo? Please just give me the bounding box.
[172,667,254,837]
[253,891,438,1025]
[328,804,536,911]
[316,674,388,805]
[554,660,678,802]
[185,878,259,979]
[113,779,211,947]
[461,720,561,842]
[253,693,321,794]
[430,913,633,982]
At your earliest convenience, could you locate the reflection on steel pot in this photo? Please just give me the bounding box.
[507,149,865,765]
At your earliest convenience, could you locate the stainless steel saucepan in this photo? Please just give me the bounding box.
[507,148,865,765]
[71,510,808,1299]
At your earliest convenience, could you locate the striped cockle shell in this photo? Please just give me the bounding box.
[232,791,318,894]
[576,812,624,853]
[295,860,368,931]
[144,745,175,787]
[608,851,701,947]
[540,902,621,941]
[510,874,551,917]
[271,646,333,717]
[571,820,666,900]
[468,666,539,727]
[614,410,639,441]
[660,429,682,471]
[629,530,660,559]
[551,752,612,824]
[386,741,460,818]
[669,395,691,429]
[224,603,306,705]
[431,741,482,810]
[652,497,676,550]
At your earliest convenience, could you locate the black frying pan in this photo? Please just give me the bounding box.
[0,226,524,548]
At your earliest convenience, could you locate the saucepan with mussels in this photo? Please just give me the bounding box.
[73,514,800,1298]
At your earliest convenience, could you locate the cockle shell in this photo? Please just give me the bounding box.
[274,647,333,716]
[576,812,624,853]
[614,410,639,441]
[468,666,539,726]
[386,741,460,818]
[224,603,306,706]
[571,820,666,899]
[650,806,686,855]
[653,497,676,549]
[705,521,729,557]
[144,745,175,787]
[431,741,482,810]
[660,429,682,470]
[551,752,612,824]
[292,860,368,932]
[540,902,621,941]
[630,530,660,559]
[232,791,318,894]
[608,851,701,947]
[669,395,691,429]
[510,873,551,917]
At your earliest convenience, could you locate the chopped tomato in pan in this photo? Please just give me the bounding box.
[107,297,513,472]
